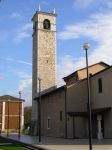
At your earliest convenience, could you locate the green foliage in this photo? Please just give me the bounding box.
[24,106,32,129]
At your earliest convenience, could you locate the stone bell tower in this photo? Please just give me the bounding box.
[32,8,57,131]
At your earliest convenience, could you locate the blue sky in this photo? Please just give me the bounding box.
[0,0,112,106]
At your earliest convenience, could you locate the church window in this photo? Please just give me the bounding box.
[47,117,51,129]
[43,19,51,30]
[98,78,102,93]
[60,111,63,121]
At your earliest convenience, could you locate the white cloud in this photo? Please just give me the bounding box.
[41,1,49,6]
[58,12,112,44]
[57,12,112,86]
[14,23,32,43]
[4,57,32,66]
[19,76,32,91]
[73,0,112,10]
[57,55,78,87]
[18,73,32,106]
[6,74,32,107]
[10,12,22,19]
[73,0,93,9]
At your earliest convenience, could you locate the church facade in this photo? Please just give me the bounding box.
[32,9,112,139]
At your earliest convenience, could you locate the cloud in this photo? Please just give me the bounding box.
[57,55,78,86]
[18,73,32,106]
[10,12,22,19]
[57,12,112,86]
[19,75,32,91]
[58,12,112,44]
[3,57,32,66]
[73,0,112,10]
[6,72,32,106]
[73,0,93,9]
[57,55,91,87]
[41,1,49,6]
[14,23,32,43]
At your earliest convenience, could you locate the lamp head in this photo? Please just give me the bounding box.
[38,77,41,81]
[83,43,90,50]
[19,91,21,95]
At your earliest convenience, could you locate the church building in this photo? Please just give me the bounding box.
[32,8,112,139]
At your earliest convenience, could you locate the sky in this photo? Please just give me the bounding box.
[0,0,112,106]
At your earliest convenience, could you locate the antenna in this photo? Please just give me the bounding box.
[38,4,41,11]
[53,8,56,14]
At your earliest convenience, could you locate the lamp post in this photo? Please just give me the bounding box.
[38,77,41,143]
[7,99,10,137]
[83,43,92,150]
[18,91,21,139]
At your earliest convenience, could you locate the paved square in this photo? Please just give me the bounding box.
[39,145,112,150]
[2,134,112,150]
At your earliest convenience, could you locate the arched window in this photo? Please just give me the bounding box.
[43,19,51,30]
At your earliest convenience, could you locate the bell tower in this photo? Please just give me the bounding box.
[32,8,57,129]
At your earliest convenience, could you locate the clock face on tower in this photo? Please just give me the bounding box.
[43,19,51,30]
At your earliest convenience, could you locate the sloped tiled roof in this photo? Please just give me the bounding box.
[0,95,25,102]
[63,61,110,81]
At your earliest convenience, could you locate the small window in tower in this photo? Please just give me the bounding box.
[43,19,51,30]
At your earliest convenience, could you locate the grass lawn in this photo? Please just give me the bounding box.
[0,145,28,150]
[0,138,29,150]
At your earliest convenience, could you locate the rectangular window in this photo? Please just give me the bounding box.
[98,78,102,93]
[60,111,63,121]
[47,117,51,129]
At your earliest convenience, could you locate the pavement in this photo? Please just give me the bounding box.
[1,133,112,150]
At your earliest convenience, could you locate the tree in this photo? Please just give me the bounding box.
[24,106,32,129]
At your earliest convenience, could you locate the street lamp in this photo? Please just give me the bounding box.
[83,43,92,150]
[18,91,21,139]
[38,77,41,143]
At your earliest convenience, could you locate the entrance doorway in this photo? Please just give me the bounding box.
[97,115,104,139]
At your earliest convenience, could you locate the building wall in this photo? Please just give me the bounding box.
[38,66,112,138]
[32,12,56,126]
[41,88,66,138]
[0,100,23,132]
[32,12,56,96]
[5,102,21,115]
[66,80,88,138]
[66,73,78,86]
[67,80,87,112]
[91,67,112,138]
[5,101,22,130]
[5,116,19,130]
